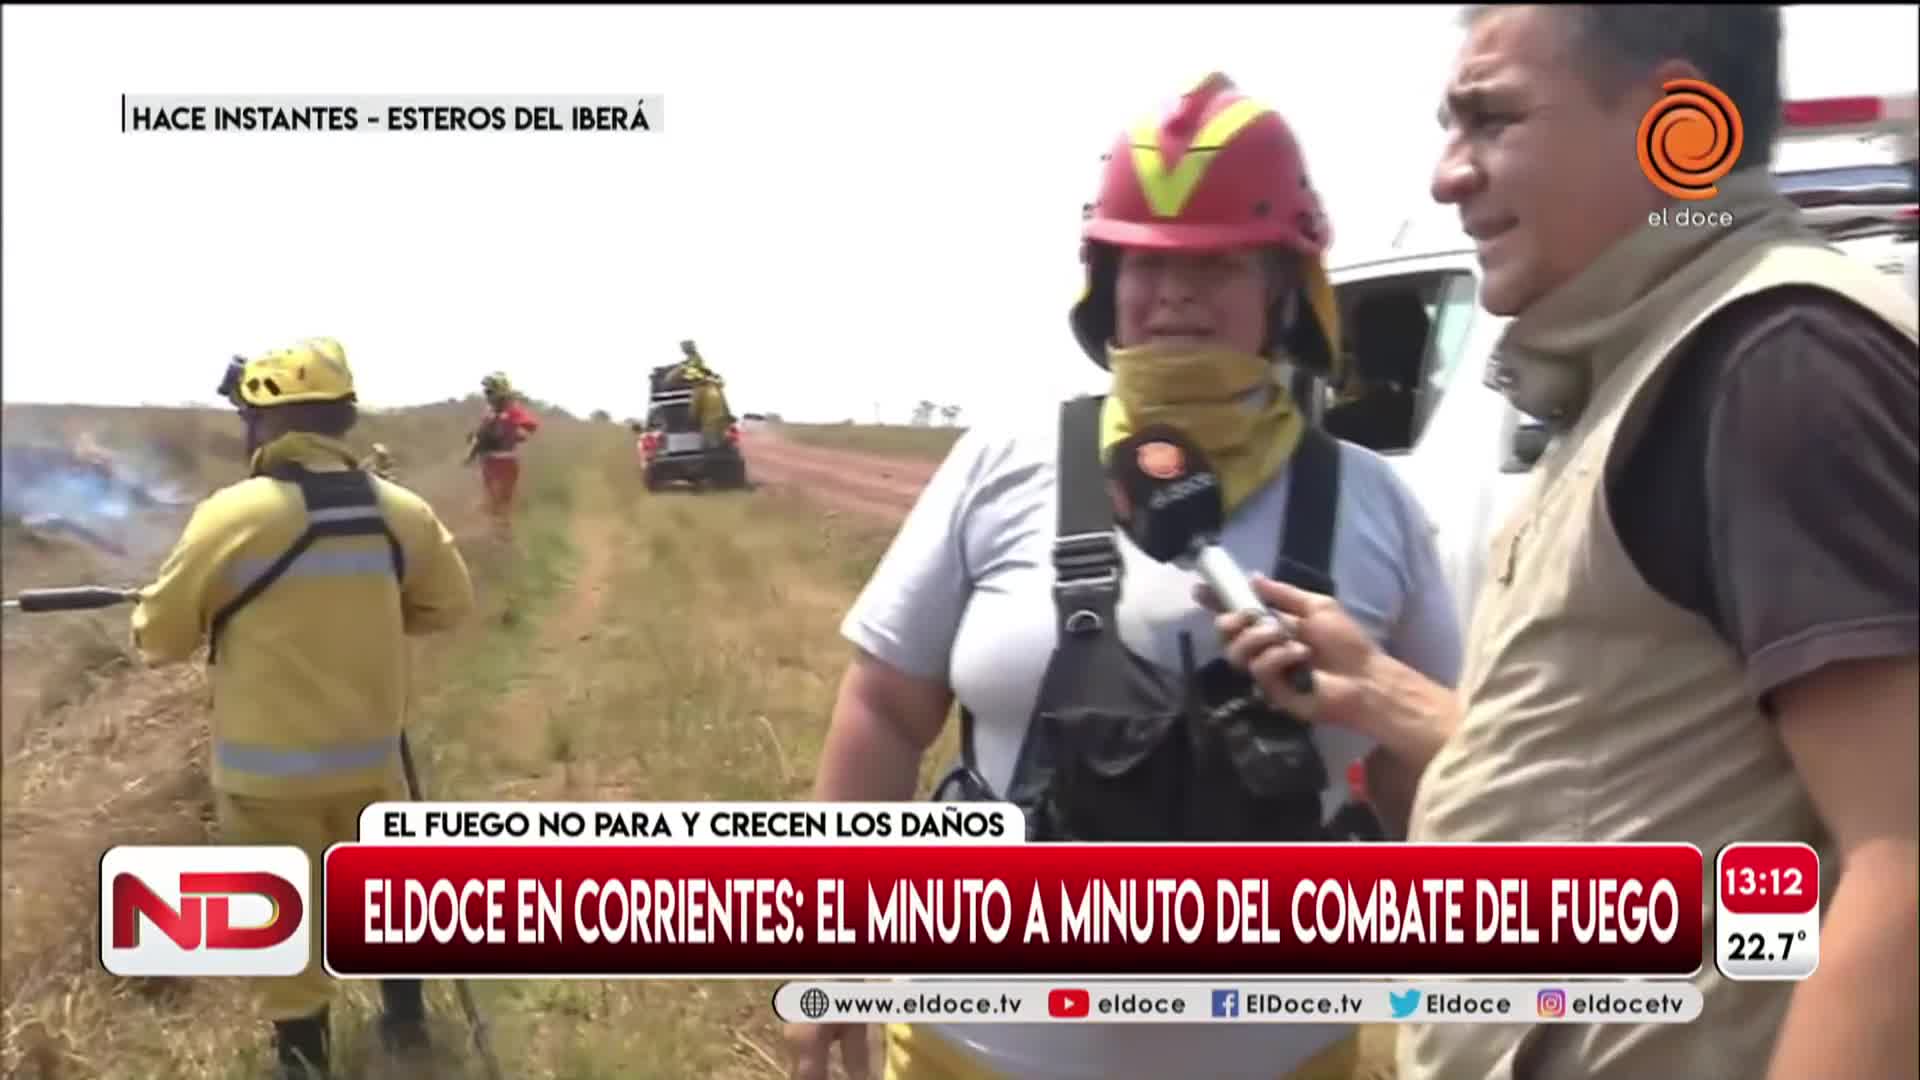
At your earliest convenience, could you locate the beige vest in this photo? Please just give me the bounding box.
[1401,188,1920,1079]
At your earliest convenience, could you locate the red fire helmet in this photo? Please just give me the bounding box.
[1070,73,1343,377]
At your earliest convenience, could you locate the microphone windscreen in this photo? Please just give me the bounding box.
[1105,425,1225,563]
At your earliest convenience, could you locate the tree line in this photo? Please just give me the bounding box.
[911,401,963,427]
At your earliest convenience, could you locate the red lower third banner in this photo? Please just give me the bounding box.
[322,843,1703,978]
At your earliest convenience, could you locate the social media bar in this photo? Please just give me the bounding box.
[771,980,1703,1025]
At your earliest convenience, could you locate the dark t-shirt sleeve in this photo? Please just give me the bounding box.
[1701,286,1919,708]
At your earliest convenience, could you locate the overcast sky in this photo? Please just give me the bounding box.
[3,4,1915,422]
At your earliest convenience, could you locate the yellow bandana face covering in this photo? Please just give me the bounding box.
[1100,342,1304,516]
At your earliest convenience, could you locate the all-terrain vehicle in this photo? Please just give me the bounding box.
[638,363,749,492]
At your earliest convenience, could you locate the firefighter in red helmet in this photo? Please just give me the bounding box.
[789,73,1460,1080]
[1069,72,1343,385]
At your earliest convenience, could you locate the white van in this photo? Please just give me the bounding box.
[1319,93,1918,618]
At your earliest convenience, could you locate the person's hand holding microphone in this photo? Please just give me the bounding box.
[1200,573,1380,731]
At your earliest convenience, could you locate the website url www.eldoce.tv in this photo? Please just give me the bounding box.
[791,987,1026,1023]
[771,982,1357,1024]
[771,980,1704,1025]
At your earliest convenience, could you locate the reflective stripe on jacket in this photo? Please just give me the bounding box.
[133,432,475,797]
[216,735,401,776]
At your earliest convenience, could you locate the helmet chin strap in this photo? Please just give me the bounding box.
[1276,287,1300,333]
[241,411,260,457]
[1251,285,1303,362]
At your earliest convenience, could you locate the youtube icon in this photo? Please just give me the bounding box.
[1048,988,1090,1018]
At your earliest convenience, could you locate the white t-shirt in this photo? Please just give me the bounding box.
[840,399,1463,1080]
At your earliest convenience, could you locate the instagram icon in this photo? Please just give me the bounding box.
[1537,989,1568,1018]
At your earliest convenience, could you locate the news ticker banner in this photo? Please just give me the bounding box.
[326,803,1708,978]
[97,804,1819,984]
[355,802,1026,845]
[767,979,1704,1026]
[122,96,660,135]
[320,840,1704,978]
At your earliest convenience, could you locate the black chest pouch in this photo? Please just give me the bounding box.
[933,398,1371,844]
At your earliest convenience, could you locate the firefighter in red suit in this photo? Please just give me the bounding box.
[471,372,540,526]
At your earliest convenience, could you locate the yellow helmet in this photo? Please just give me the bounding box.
[482,372,513,396]
[238,337,356,407]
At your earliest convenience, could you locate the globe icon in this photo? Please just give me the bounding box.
[800,988,830,1019]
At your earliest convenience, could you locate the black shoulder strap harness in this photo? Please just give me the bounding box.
[206,463,406,665]
[943,395,1342,798]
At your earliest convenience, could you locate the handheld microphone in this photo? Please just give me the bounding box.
[1107,425,1314,695]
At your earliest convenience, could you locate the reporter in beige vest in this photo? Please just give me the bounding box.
[1209,6,1919,1080]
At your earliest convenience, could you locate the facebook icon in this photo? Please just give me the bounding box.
[1211,989,1240,1018]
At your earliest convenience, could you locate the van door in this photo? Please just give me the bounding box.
[1324,259,1507,609]
[1322,267,1481,456]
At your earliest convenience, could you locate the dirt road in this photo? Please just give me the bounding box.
[742,427,936,521]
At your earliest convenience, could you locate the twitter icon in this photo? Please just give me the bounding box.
[1388,989,1423,1019]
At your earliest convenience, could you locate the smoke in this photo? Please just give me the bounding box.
[1,440,198,561]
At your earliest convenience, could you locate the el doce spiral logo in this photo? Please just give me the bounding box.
[1637,78,1744,200]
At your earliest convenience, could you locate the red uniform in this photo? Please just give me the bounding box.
[479,402,539,518]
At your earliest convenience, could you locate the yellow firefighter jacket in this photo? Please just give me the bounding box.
[669,356,732,439]
[133,432,475,798]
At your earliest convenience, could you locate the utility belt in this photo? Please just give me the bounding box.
[932,396,1383,844]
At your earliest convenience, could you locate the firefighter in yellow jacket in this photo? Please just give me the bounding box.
[132,338,476,1078]
[671,339,731,446]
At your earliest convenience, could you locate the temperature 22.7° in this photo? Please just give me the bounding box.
[1724,929,1808,966]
